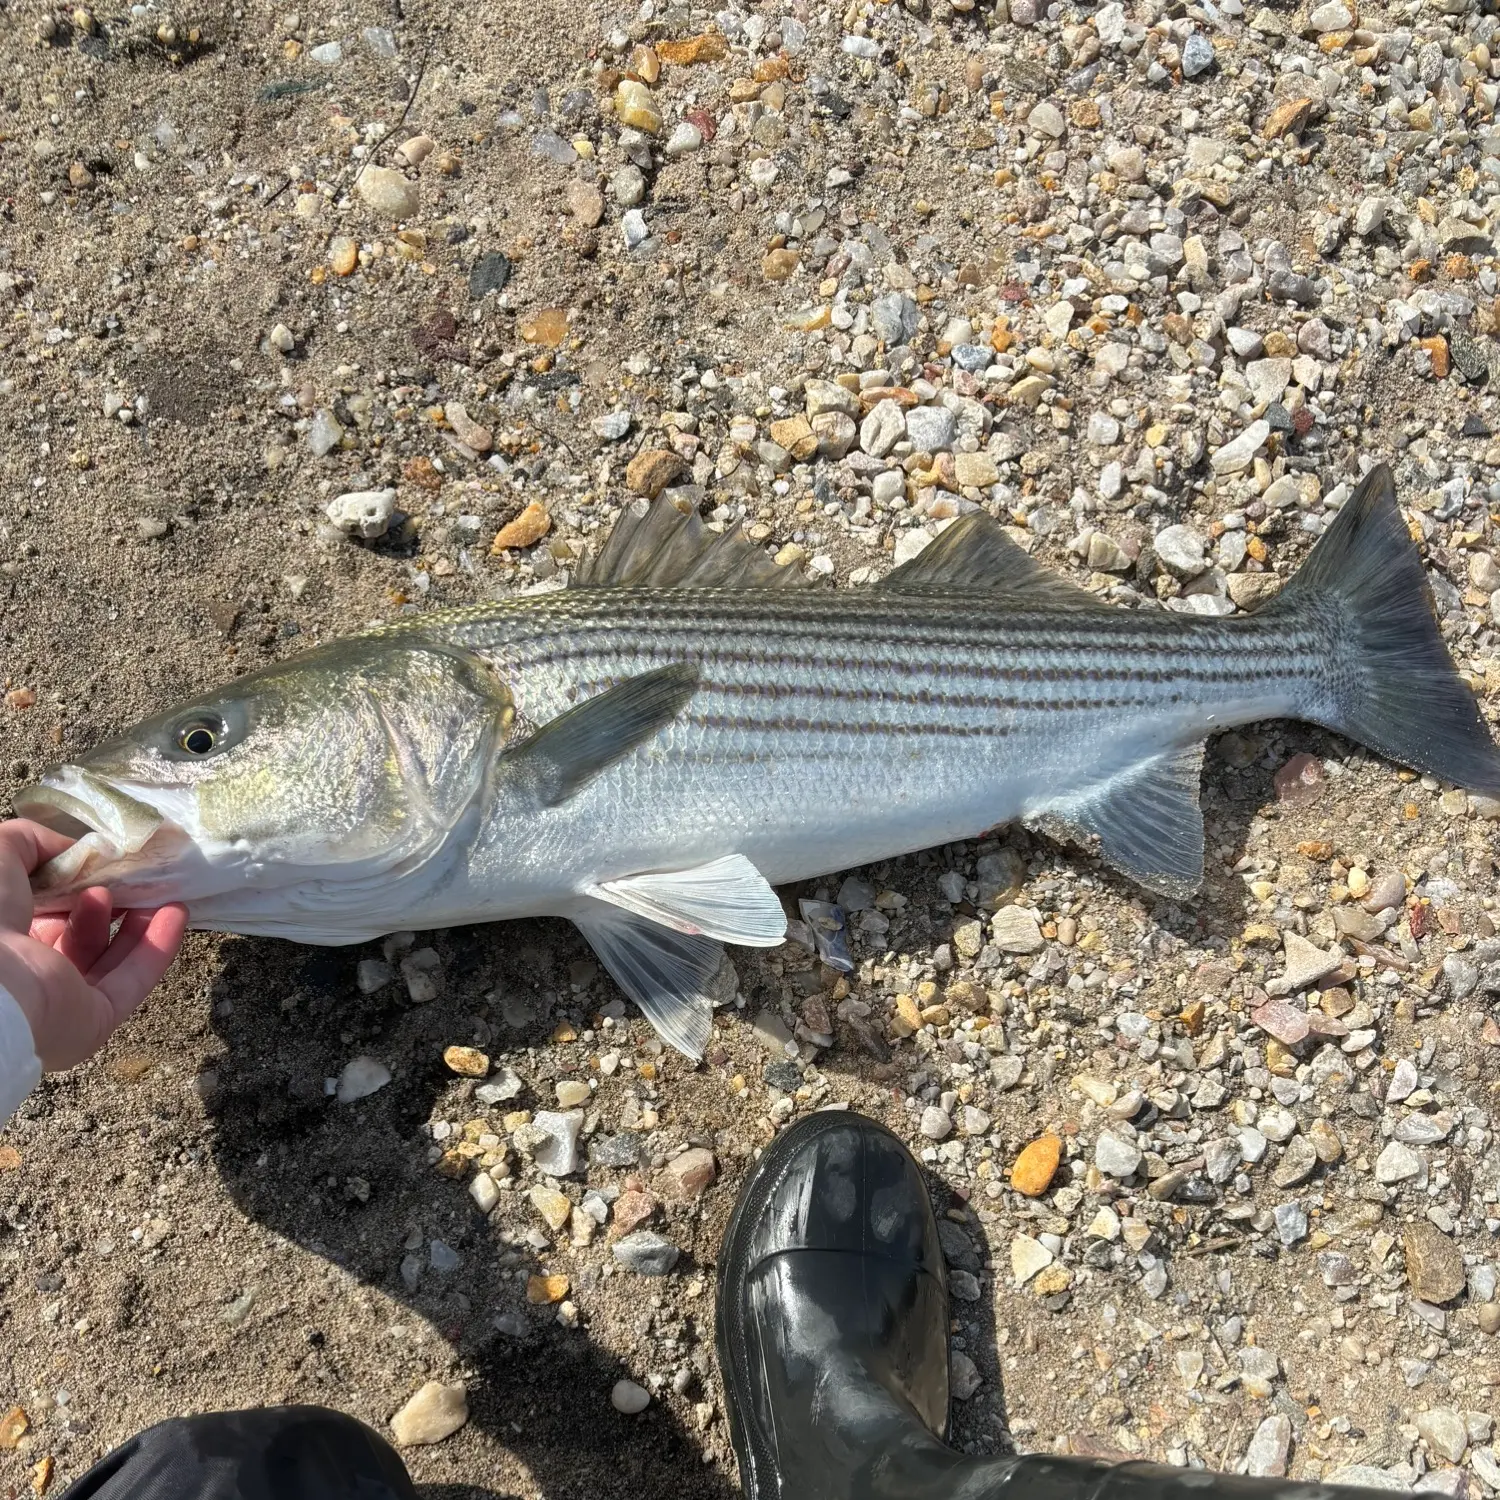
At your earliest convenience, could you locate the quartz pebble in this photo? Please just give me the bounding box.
[357,165,419,219]
[390,1383,468,1447]
[336,1057,391,1103]
[530,1110,584,1177]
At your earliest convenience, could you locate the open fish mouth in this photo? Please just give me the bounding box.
[14,767,185,908]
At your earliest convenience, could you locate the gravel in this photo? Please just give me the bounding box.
[7,0,1500,1491]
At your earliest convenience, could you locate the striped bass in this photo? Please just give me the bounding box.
[18,462,1500,1057]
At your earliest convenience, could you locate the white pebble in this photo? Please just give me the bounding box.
[326,488,397,540]
[611,1379,651,1414]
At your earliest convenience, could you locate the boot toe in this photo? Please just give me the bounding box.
[736,1111,945,1278]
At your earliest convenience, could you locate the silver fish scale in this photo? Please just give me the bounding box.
[419,590,1332,892]
[436,590,1329,731]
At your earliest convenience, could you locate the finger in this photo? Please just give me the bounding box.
[91,905,189,1025]
[29,915,71,947]
[0,819,77,934]
[86,909,156,983]
[55,887,115,974]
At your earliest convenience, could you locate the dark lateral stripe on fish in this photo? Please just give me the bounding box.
[682,713,1016,739]
[488,637,1322,681]
[568,675,1283,720]
[561,660,1320,702]
[470,612,1324,654]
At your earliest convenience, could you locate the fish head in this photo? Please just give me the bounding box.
[18,633,513,916]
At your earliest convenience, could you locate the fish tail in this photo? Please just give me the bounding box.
[1270,462,1500,795]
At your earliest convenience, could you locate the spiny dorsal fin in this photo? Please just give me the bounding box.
[572,496,812,591]
[876,512,1108,608]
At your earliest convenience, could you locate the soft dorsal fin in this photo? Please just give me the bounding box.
[573,495,812,591]
[876,512,1107,608]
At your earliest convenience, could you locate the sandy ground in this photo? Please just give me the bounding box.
[3,0,1500,1494]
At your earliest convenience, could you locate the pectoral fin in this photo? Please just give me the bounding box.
[586,853,787,945]
[501,663,699,806]
[573,905,729,1059]
[1033,743,1206,899]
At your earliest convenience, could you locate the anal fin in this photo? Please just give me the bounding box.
[573,905,729,1060]
[1033,743,1206,900]
[585,853,787,945]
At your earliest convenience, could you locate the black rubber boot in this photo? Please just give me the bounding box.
[716,1108,1414,1500]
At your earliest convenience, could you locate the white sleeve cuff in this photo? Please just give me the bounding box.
[0,981,42,1128]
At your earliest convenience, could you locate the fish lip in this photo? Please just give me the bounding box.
[15,767,181,906]
[14,767,166,851]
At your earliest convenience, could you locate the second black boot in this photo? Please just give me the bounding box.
[715,1107,975,1500]
[717,1108,1421,1500]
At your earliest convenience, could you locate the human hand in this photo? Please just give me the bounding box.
[0,818,188,1072]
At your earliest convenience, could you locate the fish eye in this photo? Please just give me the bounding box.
[176,718,222,755]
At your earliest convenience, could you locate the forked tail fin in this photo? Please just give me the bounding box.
[1269,463,1500,795]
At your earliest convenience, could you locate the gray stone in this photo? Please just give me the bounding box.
[468,252,512,298]
[1087,412,1122,445]
[905,405,957,454]
[991,905,1044,954]
[1246,1414,1292,1478]
[611,1379,651,1414]
[871,293,920,345]
[1416,1408,1468,1465]
[613,1230,680,1275]
[860,399,907,458]
[531,1109,585,1176]
[475,1068,524,1106]
[326,488,395,540]
[1210,420,1270,474]
[950,1351,982,1400]
[1205,1138,1242,1183]
[1279,931,1341,991]
[1182,30,1215,75]
[1375,1140,1421,1184]
[588,1134,648,1170]
[337,1056,391,1103]
[1272,1135,1319,1189]
[1274,1201,1308,1245]
[1095,1133,1143,1178]
[920,1106,953,1141]
[1027,100,1066,138]
[1323,1468,1407,1491]
[592,410,632,441]
[357,165,418,219]
[1153,525,1208,579]
[937,1220,981,1271]
[1353,199,1390,237]
[1245,357,1293,406]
